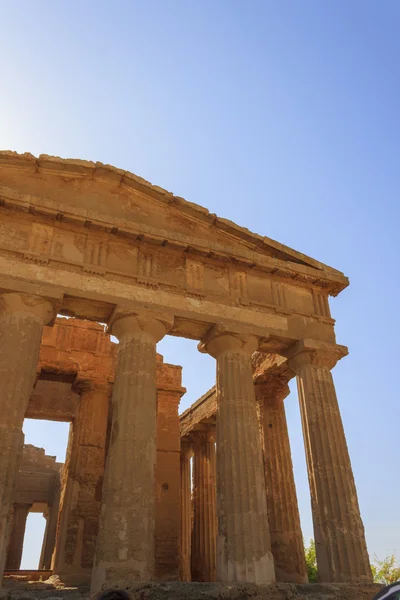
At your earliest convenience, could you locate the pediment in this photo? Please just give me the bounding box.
[0,151,348,294]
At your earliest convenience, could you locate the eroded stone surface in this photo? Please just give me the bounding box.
[287,342,371,584]
[3,316,185,587]
[0,580,383,600]
[191,429,217,582]
[0,153,373,592]
[201,331,275,584]
[7,445,62,572]
[90,313,173,594]
[0,294,55,579]
[256,376,307,584]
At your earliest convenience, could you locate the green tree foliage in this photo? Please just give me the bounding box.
[303,540,400,586]
[371,554,400,585]
[304,538,318,583]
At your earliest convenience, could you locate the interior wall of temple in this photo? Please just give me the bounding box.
[5,317,186,585]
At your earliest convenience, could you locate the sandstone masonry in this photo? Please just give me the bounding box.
[0,151,373,598]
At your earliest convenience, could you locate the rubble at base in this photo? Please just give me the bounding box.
[1,579,382,600]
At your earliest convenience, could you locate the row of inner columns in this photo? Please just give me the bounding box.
[181,374,308,584]
[180,335,371,586]
[0,293,372,594]
[5,499,59,572]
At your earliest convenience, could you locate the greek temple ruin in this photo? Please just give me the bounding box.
[0,151,374,597]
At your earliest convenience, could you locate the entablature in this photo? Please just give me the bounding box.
[0,151,349,352]
[0,212,339,351]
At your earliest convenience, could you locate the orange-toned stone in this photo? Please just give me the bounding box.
[288,342,372,584]
[0,294,55,581]
[0,151,372,591]
[256,377,307,584]
[180,440,192,582]
[52,380,111,585]
[90,311,173,594]
[200,330,275,584]
[155,366,185,580]
[190,428,217,582]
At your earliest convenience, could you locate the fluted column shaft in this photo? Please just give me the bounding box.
[5,503,31,570]
[201,331,275,584]
[191,428,217,582]
[180,440,192,582]
[256,379,307,583]
[289,344,371,583]
[53,380,110,585]
[0,293,54,579]
[91,311,172,596]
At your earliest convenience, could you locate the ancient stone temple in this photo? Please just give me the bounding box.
[0,151,374,598]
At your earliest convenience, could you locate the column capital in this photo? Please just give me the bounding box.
[198,325,261,359]
[190,425,216,445]
[13,502,32,512]
[73,377,113,397]
[0,293,55,325]
[108,307,173,343]
[255,376,291,405]
[286,339,348,373]
[181,437,194,458]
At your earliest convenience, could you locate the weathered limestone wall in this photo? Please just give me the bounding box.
[14,446,62,507]
[0,316,185,585]
[18,445,63,473]
[52,383,110,585]
[0,293,55,579]
[35,318,116,585]
[13,317,185,586]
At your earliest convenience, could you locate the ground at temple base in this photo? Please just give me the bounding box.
[1,579,383,600]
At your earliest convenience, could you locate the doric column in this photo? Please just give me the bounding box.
[40,471,61,569]
[91,310,173,595]
[5,503,32,569]
[180,439,192,582]
[0,293,55,578]
[53,379,110,585]
[256,376,307,583]
[288,340,372,583]
[191,427,217,582]
[154,382,185,581]
[200,328,275,584]
[39,510,50,570]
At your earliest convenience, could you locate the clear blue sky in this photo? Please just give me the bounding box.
[1,0,398,570]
